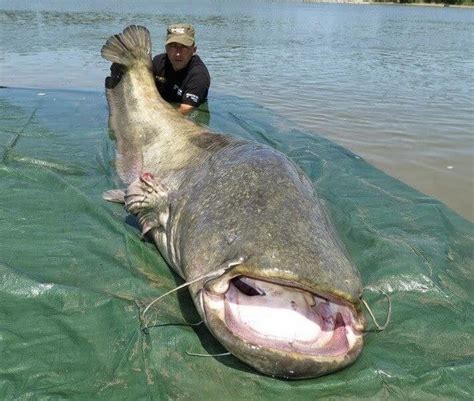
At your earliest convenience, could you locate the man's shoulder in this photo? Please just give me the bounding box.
[153,53,167,62]
[152,53,167,73]
[188,55,210,81]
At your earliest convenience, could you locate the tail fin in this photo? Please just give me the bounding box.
[101,25,152,66]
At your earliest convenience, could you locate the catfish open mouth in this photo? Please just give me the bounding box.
[202,275,365,376]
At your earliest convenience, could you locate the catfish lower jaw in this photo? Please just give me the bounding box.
[201,276,365,379]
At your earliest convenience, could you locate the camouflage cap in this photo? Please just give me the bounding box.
[165,23,195,47]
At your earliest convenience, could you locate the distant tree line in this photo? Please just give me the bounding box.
[303,0,473,4]
[373,0,472,5]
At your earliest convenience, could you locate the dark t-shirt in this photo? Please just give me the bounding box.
[152,54,210,107]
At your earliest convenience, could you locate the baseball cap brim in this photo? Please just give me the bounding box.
[165,34,194,47]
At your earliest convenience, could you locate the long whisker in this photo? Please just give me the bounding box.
[186,351,231,357]
[362,289,392,332]
[141,257,244,319]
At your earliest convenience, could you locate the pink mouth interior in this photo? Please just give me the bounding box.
[222,277,361,357]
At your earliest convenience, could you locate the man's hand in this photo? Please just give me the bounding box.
[178,104,195,114]
[105,63,126,89]
[111,63,126,79]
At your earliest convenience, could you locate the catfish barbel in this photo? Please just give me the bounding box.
[101,25,366,379]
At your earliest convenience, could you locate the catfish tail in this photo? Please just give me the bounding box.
[101,25,152,67]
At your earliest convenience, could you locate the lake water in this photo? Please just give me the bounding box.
[1,0,473,221]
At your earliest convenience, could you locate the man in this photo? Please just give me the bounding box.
[108,24,210,115]
[152,23,210,114]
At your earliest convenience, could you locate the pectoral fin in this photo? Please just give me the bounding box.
[103,189,126,203]
[125,173,170,236]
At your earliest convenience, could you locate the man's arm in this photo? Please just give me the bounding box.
[179,64,210,114]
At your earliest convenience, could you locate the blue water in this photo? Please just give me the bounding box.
[1,0,473,220]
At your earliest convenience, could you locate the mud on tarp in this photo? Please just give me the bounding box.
[0,87,472,401]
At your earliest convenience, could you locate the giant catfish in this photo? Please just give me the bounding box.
[101,25,366,379]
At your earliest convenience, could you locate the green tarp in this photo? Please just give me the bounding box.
[0,87,472,400]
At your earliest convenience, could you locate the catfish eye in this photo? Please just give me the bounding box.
[231,277,266,296]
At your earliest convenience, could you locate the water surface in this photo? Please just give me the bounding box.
[1,0,473,220]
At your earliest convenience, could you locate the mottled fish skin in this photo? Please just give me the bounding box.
[102,25,365,379]
[102,25,208,185]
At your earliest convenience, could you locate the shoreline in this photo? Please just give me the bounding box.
[302,0,474,8]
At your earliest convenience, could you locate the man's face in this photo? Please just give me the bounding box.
[166,43,196,71]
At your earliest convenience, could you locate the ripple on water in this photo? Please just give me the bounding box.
[0,3,473,220]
